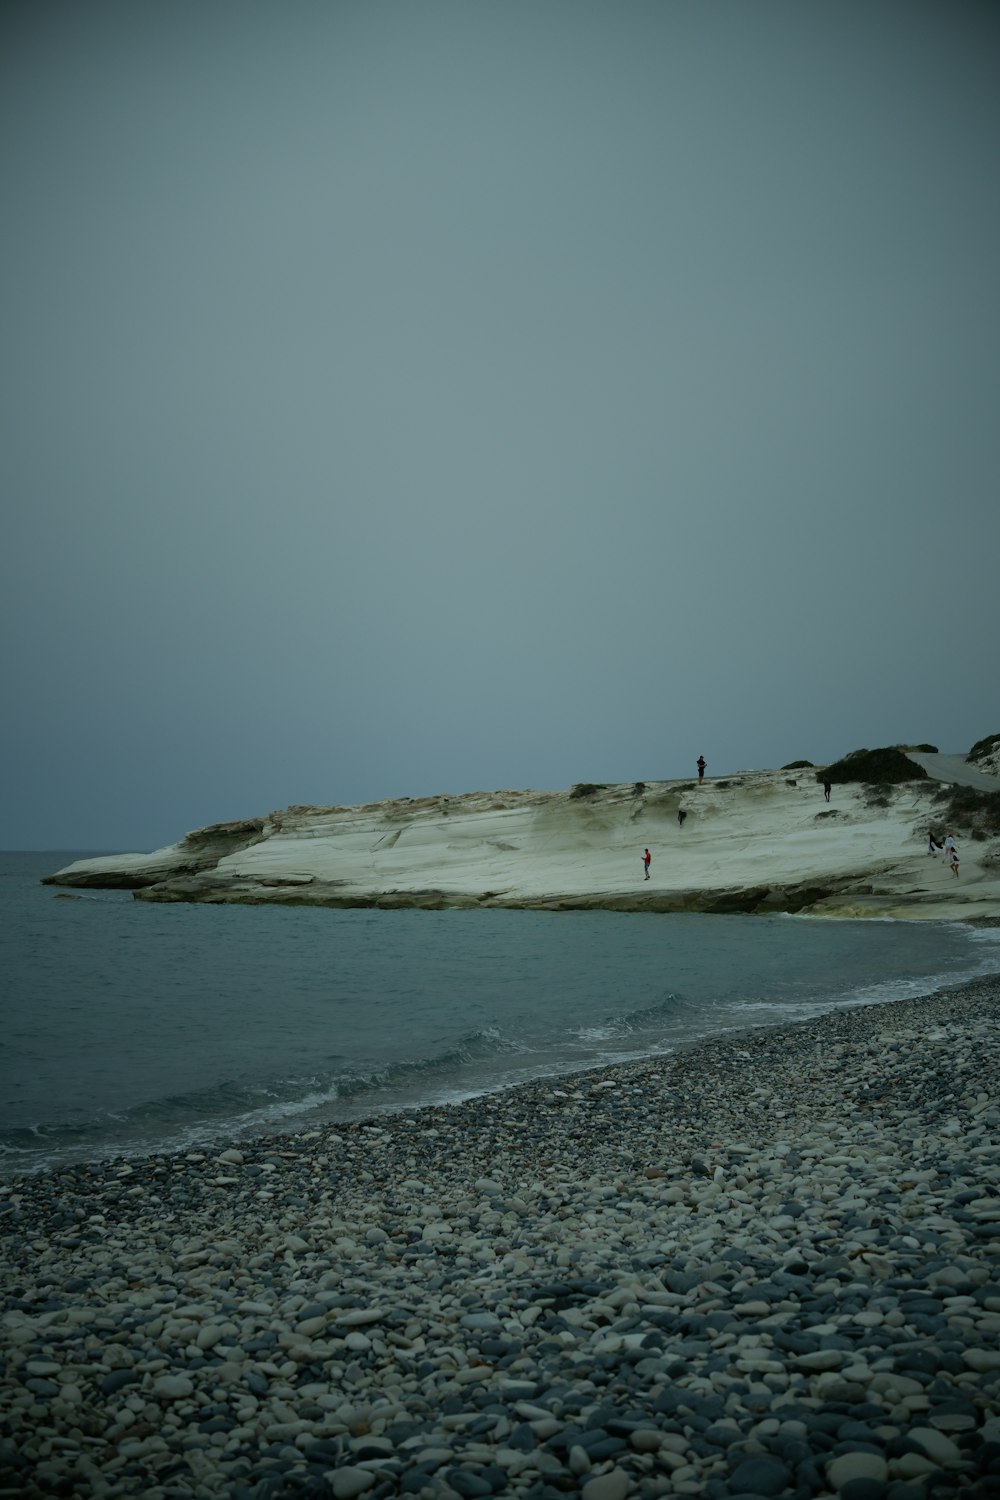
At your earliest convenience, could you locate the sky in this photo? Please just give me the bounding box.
[2,0,999,851]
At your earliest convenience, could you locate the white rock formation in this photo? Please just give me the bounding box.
[43,763,1000,920]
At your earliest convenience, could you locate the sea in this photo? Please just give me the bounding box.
[3,850,999,1179]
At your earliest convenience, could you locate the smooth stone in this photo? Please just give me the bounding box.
[446,1472,495,1499]
[964,1348,1000,1372]
[727,1457,793,1495]
[630,1429,664,1452]
[827,1451,889,1488]
[796,1349,848,1371]
[461,1313,503,1332]
[296,1315,328,1337]
[328,1467,377,1498]
[581,1469,630,1500]
[905,1428,962,1465]
[152,1374,194,1400]
[838,1481,888,1500]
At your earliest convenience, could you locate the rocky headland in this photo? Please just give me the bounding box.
[43,748,1000,921]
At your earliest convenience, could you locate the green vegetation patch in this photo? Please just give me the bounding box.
[818,746,928,786]
[570,783,606,799]
[782,760,814,770]
[932,784,1000,838]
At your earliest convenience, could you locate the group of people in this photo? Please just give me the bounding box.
[928,830,960,877]
[642,758,704,880]
[641,758,965,887]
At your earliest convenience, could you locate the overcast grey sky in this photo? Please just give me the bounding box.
[2,0,998,850]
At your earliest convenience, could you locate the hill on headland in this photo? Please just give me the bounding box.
[969,732,1000,778]
[43,741,1000,922]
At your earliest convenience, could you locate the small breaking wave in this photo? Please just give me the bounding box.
[569,992,691,1043]
[0,1075,347,1177]
[0,1027,555,1176]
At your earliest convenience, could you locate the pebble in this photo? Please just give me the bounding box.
[2,975,999,1498]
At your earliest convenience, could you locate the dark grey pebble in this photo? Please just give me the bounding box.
[446,1470,496,1498]
[840,1481,889,1500]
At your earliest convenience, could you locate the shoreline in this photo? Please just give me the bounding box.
[2,966,996,1185]
[4,912,998,1183]
[3,977,999,1497]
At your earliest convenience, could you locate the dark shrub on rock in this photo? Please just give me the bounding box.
[782,760,814,769]
[819,747,928,786]
[968,732,1000,765]
[570,783,605,799]
[932,784,1000,837]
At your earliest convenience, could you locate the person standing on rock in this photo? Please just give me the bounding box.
[944,832,957,862]
[696,755,706,785]
[643,848,651,880]
[949,845,960,878]
[823,779,831,802]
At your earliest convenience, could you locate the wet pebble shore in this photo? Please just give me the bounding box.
[2,978,999,1500]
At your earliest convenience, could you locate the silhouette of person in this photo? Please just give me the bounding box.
[949,846,960,878]
[677,809,687,828]
[823,780,831,802]
[643,848,651,880]
[696,756,706,785]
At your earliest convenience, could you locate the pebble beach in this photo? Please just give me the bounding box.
[2,978,999,1500]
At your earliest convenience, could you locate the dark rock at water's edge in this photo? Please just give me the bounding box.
[131,871,875,916]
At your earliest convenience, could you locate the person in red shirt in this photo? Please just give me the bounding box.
[643,848,651,880]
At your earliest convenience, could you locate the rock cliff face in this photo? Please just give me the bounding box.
[42,818,266,889]
[41,769,1000,920]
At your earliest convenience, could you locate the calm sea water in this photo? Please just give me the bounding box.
[3,850,999,1177]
